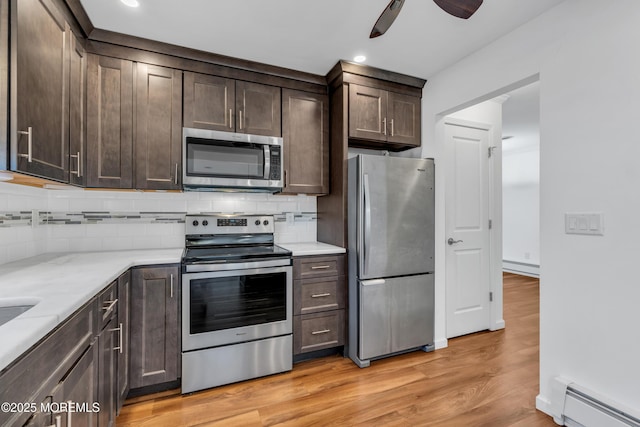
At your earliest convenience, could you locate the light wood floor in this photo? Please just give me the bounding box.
[117,273,556,426]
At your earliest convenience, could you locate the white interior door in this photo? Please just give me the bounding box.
[445,120,492,338]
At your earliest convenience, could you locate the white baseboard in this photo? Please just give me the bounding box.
[434,338,448,350]
[503,260,540,278]
[536,394,557,420]
[491,319,506,331]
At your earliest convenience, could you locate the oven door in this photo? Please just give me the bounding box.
[182,264,292,351]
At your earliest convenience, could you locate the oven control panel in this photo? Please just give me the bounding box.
[186,215,274,234]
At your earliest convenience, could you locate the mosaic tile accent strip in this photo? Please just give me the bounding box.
[274,212,317,222]
[40,211,187,225]
[0,211,33,227]
[0,211,317,227]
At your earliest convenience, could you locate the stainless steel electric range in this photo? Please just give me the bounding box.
[181,214,293,394]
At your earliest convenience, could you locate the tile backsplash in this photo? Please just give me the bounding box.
[0,182,317,265]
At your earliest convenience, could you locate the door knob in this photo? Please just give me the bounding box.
[447,238,463,245]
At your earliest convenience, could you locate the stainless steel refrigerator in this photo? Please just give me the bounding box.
[347,154,435,368]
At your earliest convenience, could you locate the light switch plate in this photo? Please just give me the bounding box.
[565,212,604,236]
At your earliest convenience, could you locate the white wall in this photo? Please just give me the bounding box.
[503,146,540,266]
[0,182,317,266]
[422,0,640,416]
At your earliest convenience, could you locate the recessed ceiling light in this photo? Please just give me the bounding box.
[353,55,366,63]
[121,0,139,7]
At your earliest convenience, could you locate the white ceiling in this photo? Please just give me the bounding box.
[79,0,565,79]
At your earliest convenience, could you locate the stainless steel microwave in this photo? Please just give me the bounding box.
[182,128,283,192]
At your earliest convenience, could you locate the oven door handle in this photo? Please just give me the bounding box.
[264,145,271,180]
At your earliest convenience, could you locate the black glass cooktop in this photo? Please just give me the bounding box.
[182,245,291,264]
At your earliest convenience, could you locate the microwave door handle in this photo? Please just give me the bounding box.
[264,145,271,179]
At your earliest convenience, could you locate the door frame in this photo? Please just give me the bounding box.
[440,116,505,341]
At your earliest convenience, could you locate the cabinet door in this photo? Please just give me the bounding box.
[116,270,131,412]
[348,84,388,142]
[387,92,421,147]
[13,0,69,181]
[281,89,329,195]
[236,81,281,136]
[68,31,86,186]
[130,266,180,389]
[183,72,235,131]
[58,343,99,427]
[86,54,134,188]
[98,318,116,427]
[135,64,182,190]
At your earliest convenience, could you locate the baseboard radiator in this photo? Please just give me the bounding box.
[551,377,640,427]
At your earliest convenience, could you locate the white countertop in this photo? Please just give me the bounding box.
[278,241,346,257]
[0,249,183,372]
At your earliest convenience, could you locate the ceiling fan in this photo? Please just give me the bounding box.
[370,0,483,38]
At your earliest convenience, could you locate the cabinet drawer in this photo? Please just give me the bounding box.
[294,255,345,279]
[97,280,118,329]
[294,311,344,354]
[294,276,345,315]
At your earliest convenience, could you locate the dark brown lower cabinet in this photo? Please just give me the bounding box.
[0,300,96,427]
[293,254,346,356]
[130,265,180,390]
[98,315,116,427]
[116,271,131,411]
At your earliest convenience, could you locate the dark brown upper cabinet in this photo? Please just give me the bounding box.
[348,83,421,150]
[68,31,86,187]
[135,64,182,190]
[86,54,134,188]
[281,89,329,195]
[184,71,281,137]
[11,0,82,182]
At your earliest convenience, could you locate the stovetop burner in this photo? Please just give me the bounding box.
[182,214,292,267]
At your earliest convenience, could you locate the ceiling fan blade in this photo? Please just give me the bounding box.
[433,0,483,19]
[370,0,406,38]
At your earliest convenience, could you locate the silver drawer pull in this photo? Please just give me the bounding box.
[102,299,118,313]
[311,329,331,335]
[311,293,331,298]
[46,415,61,427]
[311,265,331,270]
[109,323,124,354]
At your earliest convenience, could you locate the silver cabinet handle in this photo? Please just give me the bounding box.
[239,110,243,130]
[229,108,233,129]
[310,265,331,270]
[70,151,81,177]
[102,299,118,314]
[47,415,61,427]
[311,329,330,335]
[447,238,463,245]
[17,126,33,162]
[170,274,174,298]
[110,323,124,354]
[390,119,394,136]
[382,118,387,135]
[174,163,178,185]
[311,293,331,298]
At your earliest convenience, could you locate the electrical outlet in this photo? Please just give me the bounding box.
[286,212,294,225]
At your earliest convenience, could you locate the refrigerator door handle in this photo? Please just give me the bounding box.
[363,173,372,276]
